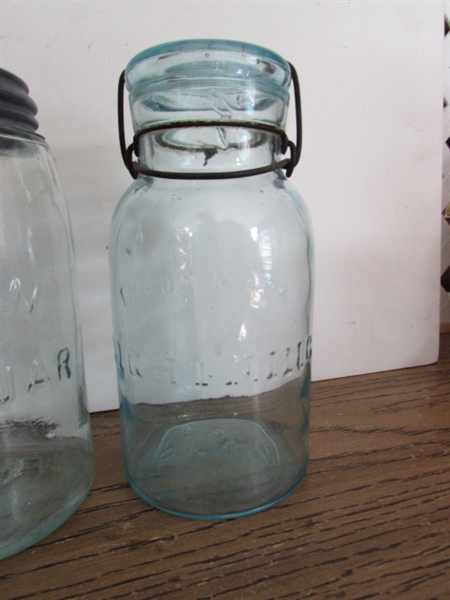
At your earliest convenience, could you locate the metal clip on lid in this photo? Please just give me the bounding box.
[118,62,302,181]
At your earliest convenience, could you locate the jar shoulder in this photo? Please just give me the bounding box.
[111,173,312,242]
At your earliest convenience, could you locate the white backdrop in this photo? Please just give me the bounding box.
[2,1,444,412]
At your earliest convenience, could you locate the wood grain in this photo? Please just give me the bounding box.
[1,335,449,600]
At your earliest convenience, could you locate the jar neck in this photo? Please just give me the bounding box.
[137,127,283,176]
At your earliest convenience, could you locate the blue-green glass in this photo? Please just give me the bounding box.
[0,130,94,558]
[110,40,313,519]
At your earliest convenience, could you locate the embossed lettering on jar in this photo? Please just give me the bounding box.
[110,39,314,519]
[0,69,94,559]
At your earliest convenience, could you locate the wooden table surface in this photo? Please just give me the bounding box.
[2,334,449,600]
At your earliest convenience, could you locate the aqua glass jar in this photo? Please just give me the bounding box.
[0,69,94,558]
[110,39,313,519]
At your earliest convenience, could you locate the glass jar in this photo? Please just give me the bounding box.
[110,39,313,519]
[0,69,94,559]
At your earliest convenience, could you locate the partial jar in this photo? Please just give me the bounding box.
[110,39,313,519]
[0,69,94,559]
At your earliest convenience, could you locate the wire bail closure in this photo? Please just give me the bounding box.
[118,62,302,180]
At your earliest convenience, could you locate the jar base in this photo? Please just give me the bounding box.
[126,457,308,520]
[123,416,308,519]
[0,437,94,560]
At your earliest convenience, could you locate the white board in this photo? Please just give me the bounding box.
[2,1,443,411]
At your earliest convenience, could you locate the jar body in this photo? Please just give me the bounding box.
[110,168,313,518]
[0,133,94,558]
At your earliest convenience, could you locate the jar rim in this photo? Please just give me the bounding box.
[125,38,291,90]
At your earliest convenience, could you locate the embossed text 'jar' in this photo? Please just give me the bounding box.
[0,69,94,559]
[110,40,314,518]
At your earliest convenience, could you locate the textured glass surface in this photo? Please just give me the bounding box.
[0,134,94,559]
[111,40,313,519]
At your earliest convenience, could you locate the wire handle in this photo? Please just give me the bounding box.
[118,62,302,180]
